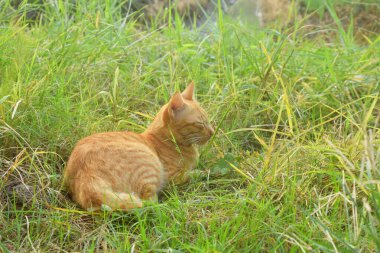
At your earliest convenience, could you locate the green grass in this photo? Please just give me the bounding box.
[1,0,379,252]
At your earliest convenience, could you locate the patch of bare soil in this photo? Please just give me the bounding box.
[0,150,70,210]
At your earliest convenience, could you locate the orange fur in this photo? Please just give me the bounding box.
[258,0,291,25]
[63,82,214,211]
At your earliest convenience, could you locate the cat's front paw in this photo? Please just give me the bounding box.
[172,172,190,185]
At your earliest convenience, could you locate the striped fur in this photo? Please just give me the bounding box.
[63,82,214,211]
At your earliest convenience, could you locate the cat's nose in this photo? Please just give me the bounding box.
[208,126,215,136]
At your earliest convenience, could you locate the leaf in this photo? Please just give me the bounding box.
[0,95,10,105]
[212,153,237,176]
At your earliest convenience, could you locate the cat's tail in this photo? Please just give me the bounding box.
[92,189,143,212]
[71,175,143,212]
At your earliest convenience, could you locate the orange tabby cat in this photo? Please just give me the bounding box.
[63,82,214,211]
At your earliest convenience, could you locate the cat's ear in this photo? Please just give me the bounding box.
[181,81,194,100]
[170,92,185,111]
[163,92,185,123]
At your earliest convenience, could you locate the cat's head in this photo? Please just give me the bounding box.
[162,82,214,146]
